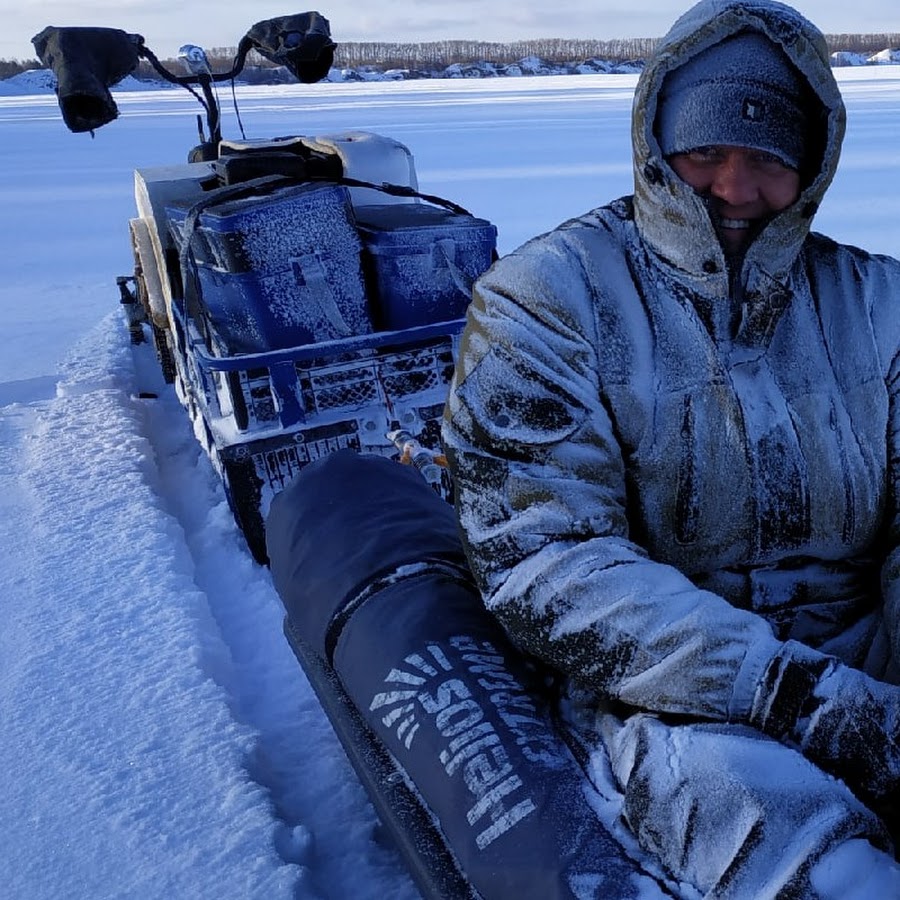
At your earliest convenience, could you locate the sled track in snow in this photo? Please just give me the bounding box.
[1,318,303,898]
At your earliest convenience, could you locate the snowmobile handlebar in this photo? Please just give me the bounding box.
[135,12,336,89]
[32,12,336,136]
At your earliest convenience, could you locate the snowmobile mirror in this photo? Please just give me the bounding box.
[31,26,141,133]
[242,12,336,84]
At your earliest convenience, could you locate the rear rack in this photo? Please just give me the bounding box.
[173,307,465,561]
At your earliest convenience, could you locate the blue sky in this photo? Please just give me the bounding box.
[4,1,900,61]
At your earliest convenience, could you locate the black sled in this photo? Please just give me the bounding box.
[267,450,667,899]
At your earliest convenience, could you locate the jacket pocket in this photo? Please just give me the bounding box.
[453,344,587,454]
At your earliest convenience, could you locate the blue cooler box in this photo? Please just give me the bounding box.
[355,204,496,330]
[168,182,372,355]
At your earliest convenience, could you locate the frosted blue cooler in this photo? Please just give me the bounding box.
[355,203,497,330]
[167,182,372,355]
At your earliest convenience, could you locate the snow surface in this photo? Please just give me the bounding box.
[1,68,900,899]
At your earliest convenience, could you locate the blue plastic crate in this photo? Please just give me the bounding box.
[355,204,497,330]
[168,182,372,354]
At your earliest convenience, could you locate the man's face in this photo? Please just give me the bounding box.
[668,145,801,253]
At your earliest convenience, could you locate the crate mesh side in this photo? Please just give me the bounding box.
[297,341,453,416]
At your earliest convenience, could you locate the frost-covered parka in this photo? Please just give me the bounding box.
[442,0,900,727]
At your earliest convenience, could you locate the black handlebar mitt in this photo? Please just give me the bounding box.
[32,26,140,133]
[245,11,336,84]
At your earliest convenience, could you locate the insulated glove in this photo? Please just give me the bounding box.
[749,640,900,805]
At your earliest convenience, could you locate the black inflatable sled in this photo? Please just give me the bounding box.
[266,449,657,899]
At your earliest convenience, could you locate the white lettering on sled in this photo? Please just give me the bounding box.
[368,637,539,849]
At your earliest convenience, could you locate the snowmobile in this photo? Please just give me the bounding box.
[35,14,674,898]
[33,11,496,566]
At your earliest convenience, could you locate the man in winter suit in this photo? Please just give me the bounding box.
[443,0,900,895]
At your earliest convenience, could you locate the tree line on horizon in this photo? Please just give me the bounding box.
[3,32,900,80]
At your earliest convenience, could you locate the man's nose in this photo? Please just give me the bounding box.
[709,155,757,206]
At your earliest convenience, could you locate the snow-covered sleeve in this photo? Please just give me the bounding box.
[878,348,900,677]
[870,256,900,678]
[442,220,781,722]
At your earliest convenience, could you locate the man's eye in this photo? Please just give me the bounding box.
[750,151,795,173]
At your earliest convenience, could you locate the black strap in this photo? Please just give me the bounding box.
[324,556,475,666]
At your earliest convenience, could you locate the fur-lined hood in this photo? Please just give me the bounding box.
[632,0,846,296]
